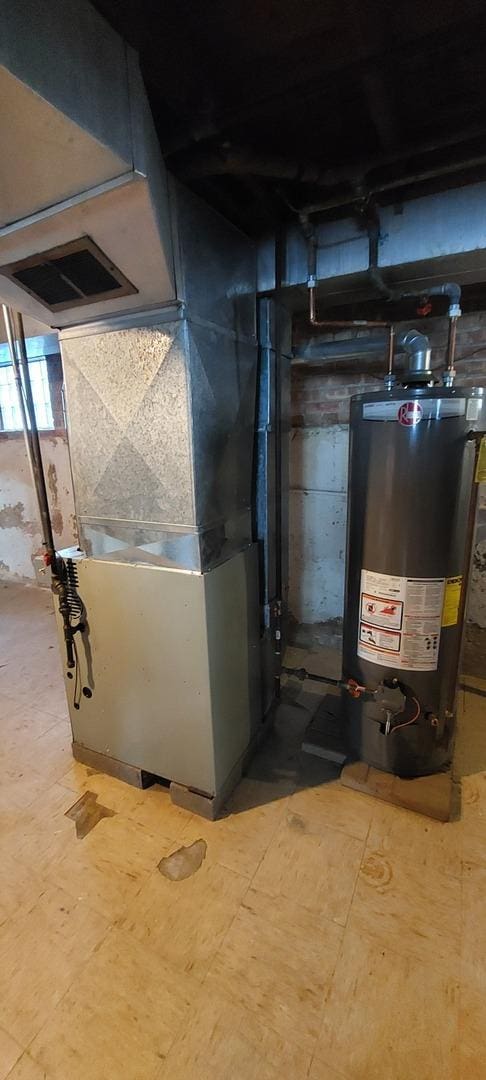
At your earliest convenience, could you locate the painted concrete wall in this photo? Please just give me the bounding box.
[289,425,348,637]
[289,313,486,648]
[0,432,76,582]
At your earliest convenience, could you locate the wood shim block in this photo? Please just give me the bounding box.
[340,760,454,822]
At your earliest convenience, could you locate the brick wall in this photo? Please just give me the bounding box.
[289,312,486,674]
[292,312,486,427]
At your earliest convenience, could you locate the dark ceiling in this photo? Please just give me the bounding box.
[93,0,486,235]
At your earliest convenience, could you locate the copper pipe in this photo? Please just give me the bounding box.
[309,286,390,329]
[387,325,395,380]
[309,282,317,323]
[308,286,396,384]
[312,318,392,328]
[9,308,56,559]
[446,315,458,373]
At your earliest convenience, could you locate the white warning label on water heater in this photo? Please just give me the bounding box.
[357,569,445,671]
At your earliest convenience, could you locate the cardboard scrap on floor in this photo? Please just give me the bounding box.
[340,760,455,822]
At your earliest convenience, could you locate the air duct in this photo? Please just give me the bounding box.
[294,328,432,380]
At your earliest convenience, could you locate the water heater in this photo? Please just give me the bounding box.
[342,385,485,776]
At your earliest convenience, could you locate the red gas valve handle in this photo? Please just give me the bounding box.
[345,678,367,699]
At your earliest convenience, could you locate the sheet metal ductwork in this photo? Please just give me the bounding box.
[60,195,257,571]
[0,0,176,324]
[0,0,270,817]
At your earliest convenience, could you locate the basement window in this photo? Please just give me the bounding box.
[0,359,54,431]
[0,237,137,312]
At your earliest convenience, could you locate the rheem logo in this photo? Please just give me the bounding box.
[397,401,423,426]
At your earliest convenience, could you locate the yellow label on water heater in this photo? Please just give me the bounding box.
[475,435,486,483]
[442,576,463,627]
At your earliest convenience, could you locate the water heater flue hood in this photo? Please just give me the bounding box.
[0,0,175,327]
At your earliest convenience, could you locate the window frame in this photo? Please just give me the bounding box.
[0,340,65,435]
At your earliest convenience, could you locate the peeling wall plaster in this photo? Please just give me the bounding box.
[0,434,76,582]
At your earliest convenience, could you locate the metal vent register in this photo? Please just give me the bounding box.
[0,237,137,312]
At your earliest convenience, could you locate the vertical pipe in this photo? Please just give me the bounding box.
[274,229,285,694]
[309,284,317,325]
[385,325,395,388]
[444,316,458,385]
[2,305,38,492]
[2,306,78,671]
[9,308,55,558]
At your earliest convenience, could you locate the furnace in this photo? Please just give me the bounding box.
[0,0,284,817]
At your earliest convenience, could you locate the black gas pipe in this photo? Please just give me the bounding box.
[282,666,426,735]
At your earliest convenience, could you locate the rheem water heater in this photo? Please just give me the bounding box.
[342,385,485,776]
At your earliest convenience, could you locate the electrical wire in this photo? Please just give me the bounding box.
[390,696,421,733]
[72,634,82,711]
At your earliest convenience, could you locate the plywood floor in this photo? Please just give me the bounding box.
[1,581,486,1080]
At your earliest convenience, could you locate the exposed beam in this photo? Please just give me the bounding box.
[257,180,486,305]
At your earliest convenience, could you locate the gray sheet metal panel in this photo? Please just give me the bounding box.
[57,546,260,796]
[77,514,254,572]
[187,321,257,537]
[126,52,176,297]
[0,0,132,171]
[170,178,256,340]
[204,544,261,790]
[60,557,215,793]
[342,386,486,775]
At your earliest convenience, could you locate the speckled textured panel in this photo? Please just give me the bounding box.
[61,317,258,567]
[66,325,174,430]
[63,362,125,514]
[125,325,194,521]
[62,323,195,537]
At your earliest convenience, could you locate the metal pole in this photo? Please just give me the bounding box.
[6,308,56,558]
[2,305,79,670]
[1,306,38,493]
[274,228,285,697]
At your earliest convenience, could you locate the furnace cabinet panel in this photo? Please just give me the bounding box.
[56,546,261,796]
